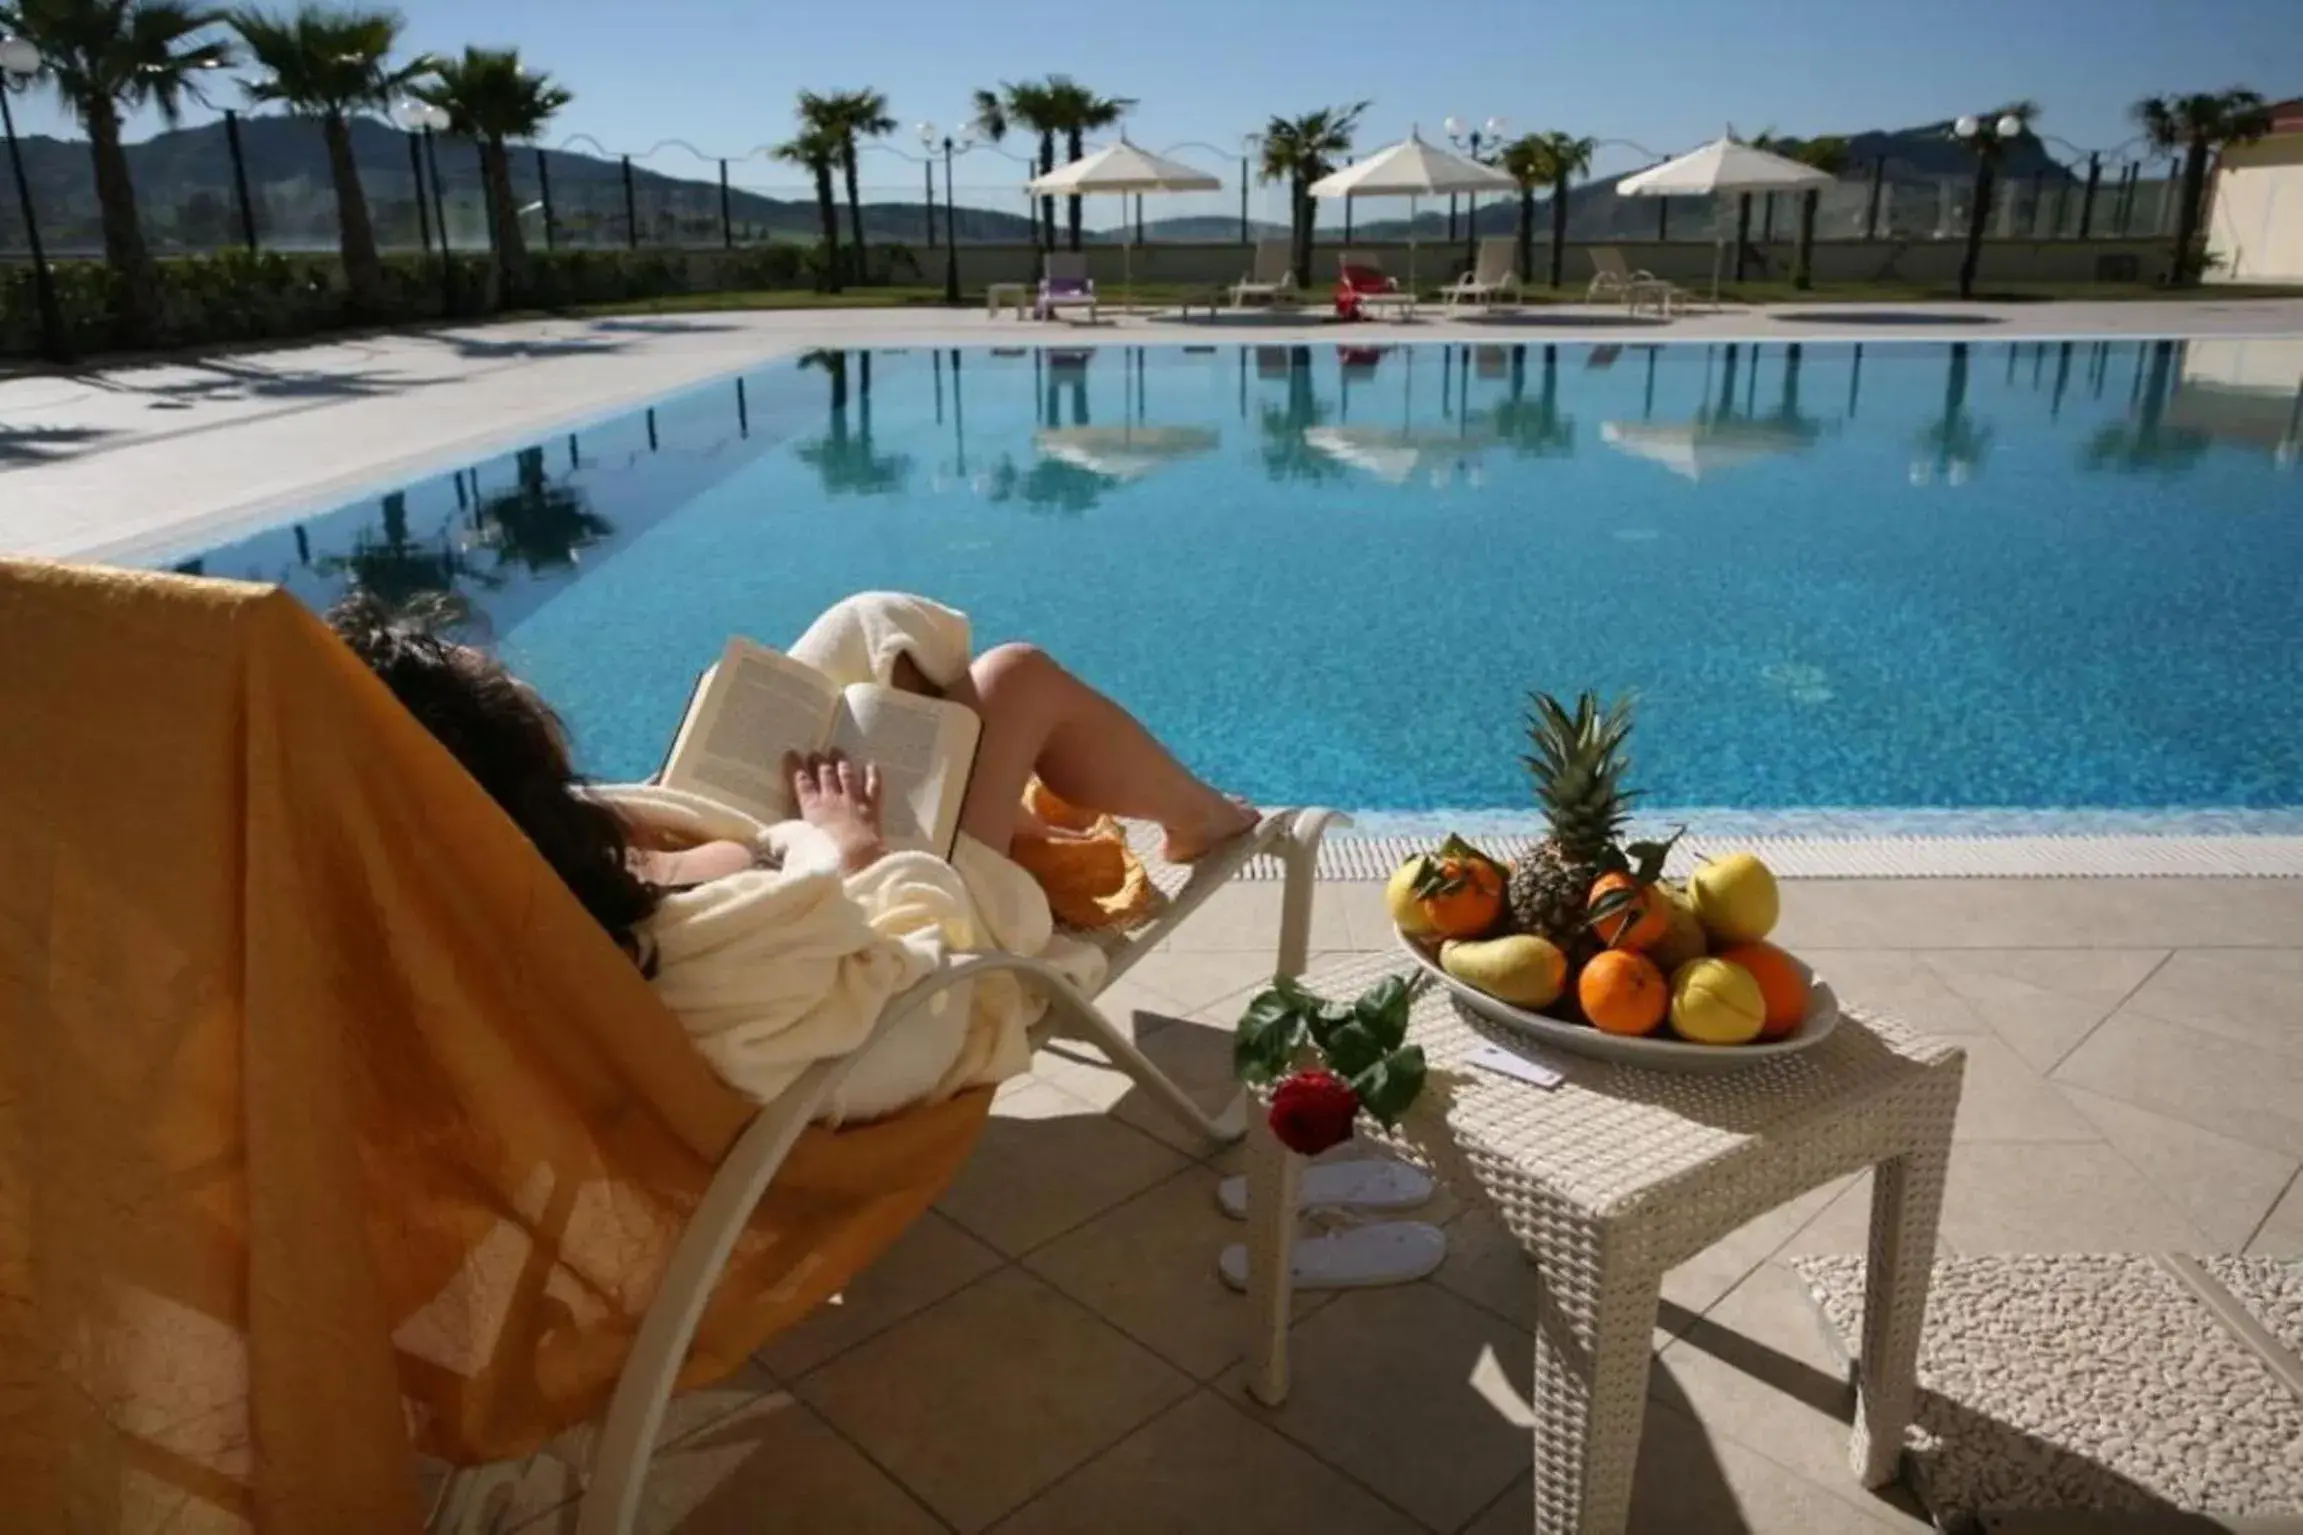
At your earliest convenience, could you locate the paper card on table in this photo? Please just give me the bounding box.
[1467,1042,1565,1090]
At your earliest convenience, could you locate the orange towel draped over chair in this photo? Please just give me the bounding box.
[0,559,990,1534]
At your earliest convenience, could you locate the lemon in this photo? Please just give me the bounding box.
[1387,856,1437,938]
[1688,853,1779,945]
[1670,958,1767,1045]
[1441,934,1568,1008]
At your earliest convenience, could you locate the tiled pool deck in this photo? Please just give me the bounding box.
[467,875,2303,1534]
[10,304,2303,1530]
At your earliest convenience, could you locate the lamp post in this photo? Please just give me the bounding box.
[395,98,454,313]
[1240,131,1262,246]
[1951,111,2026,300]
[1444,115,1507,267]
[919,123,973,305]
[1,35,70,363]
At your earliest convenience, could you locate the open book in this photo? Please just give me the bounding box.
[659,637,982,858]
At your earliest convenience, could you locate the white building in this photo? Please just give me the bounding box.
[2207,98,2303,284]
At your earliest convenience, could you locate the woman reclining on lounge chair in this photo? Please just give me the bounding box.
[328,589,1255,1127]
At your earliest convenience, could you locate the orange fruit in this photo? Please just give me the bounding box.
[1414,856,1504,939]
[1578,950,1668,1036]
[1716,942,1811,1039]
[1588,873,1668,951]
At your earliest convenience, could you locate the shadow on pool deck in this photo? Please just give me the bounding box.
[1775,310,2005,326]
[0,424,117,467]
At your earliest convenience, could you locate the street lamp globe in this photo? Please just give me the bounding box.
[1994,114,2024,140]
[1483,116,1508,139]
[1443,115,1465,138]
[1953,115,1980,140]
[918,121,938,148]
[0,35,42,80]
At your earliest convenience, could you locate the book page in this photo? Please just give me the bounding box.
[827,685,982,857]
[659,638,837,823]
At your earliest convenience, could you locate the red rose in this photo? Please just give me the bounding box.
[1268,1070,1361,1157]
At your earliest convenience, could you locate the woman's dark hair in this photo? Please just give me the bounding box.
[327,591,661,966]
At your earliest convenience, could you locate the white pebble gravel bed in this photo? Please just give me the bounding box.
[1792,1254,2303,1520]
[2201,1256,2303,1362]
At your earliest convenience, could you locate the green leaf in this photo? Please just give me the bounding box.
[1353,974,1412,1050]
[1233,989,1304,1084]
[1624,827,1685,885]
[1321,1021,1388,1079]
[1350,1045,1428,1129]
[1587,883,1641,936]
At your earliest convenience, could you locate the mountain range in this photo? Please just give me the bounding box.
[2,114,2084,257]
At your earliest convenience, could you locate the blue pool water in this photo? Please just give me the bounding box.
[173,337,2303,813]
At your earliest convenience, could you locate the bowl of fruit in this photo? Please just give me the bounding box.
[1387,694,1839,1074]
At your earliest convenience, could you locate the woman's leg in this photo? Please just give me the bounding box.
[949,643,1255,859]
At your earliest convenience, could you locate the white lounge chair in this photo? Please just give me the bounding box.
[1230,239,1300,309]
[437,808,1349,1534]
[1037,252,1099,322]
[1441,235,1523,311]
[1585,247,1687,314]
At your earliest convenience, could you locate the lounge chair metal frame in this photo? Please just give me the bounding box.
[1037,252,1100,323]
[430,807,1348,1535]
[1584,247,1687,315]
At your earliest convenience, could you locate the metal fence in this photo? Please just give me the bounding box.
[0,114,2184,263]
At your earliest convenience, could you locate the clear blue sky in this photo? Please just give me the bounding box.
[11,0,2298,181]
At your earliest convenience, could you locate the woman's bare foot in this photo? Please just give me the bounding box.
[1162,795,1260,863]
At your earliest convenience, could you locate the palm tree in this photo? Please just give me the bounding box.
[474,447,611,572]
[804,88,894,284]
[1506,130,1593,288]
[776,126,843,292]
[972,79,1064,253]
[798,350,912,494]
[2086,340,2209,473]
[1777,135,1850,290]
[1489,344,1575,456]
[2133,89,2272,285]
[0,0,233,341]
[414,46,571,294]
[1259,104,1365,292]
[318,490,498,614]
[1949,101,2037,300]
[1913,342,1993,486]
[1499,135,1544,283]
[229,4,429,315]
[1040,75,1132,250]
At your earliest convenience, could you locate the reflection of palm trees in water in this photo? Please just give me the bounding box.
[474,447,613,573]
[1913,342,1993,486]
[2085,340,2209,476]
[1257,347,1349,484]
[797,349,914,496]
[1487,344,1575,457]
[985,454,1109,514]
[318,490,500,618]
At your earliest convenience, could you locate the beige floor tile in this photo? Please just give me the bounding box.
[759,1211,1004,1379]
[2054,1085,2300,1253]
[1328,879,1402,951]
[1948,1035,2102,1144]
[1773,879,2303,952]
[1798,949,1991,1039]
[1162,884,1285,952]
[989,1390,1418,1535]
[2244,1172,2303,1256]
[625,1392,942,1535]
[796,1267,1193,1533]
[1106,1014,1253,1156]
[499,1356,781,1531]
[1123,948,1289,1014]
[1920,948,2165,1073]
[1464,1397,1929,1535]
[2052,1009,2303,1157]
[1216,1281,1535,1532]
[1026,1166,1343,1380]
[936,1081,1190,1256]
[1651,1262,1930,1530]
[1938,1141,2213,1252]
[2116,948,2303,1063]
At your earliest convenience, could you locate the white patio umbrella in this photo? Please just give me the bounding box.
[1307,130,1515,294]
[1600,418,1814,481]
[1304,424,1493,486]
[1027,139,1221,312]
[1614,135,1833,304]
[1035,424,1218,481]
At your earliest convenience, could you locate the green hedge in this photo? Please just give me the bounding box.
[0,242,846,359]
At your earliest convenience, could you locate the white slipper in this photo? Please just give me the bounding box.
[1217,1159,1436,1220]
[1217,1221,1447,1293]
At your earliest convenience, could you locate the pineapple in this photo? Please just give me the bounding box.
[1506,693,1639,955]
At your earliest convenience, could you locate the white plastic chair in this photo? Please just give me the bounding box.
[1036,252,1100,322]
[1441,236,1523,311]
[1229,239,1300,308]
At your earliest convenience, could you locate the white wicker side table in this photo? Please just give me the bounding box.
[1241,951,1965,1535]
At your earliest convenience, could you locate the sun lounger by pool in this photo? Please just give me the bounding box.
[1585,247,1687,314]
[1037,252,1100,322]
[1336,252,1417,320]
[1230,238,1300,308]
[1441,236,1523,311]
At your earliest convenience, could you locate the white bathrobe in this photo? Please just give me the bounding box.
[602,594,1108,1124]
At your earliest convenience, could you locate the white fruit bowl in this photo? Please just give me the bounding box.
[1396,928,1842,1074]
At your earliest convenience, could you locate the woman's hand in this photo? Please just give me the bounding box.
[786,749,887,874]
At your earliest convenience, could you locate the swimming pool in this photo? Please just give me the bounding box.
[172,337,2303,816]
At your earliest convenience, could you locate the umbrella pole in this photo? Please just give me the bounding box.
[1711,235,1724,308]
[1408,195,1418,305]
